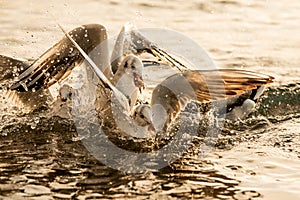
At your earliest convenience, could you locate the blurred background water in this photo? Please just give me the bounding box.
[0,0,299,199]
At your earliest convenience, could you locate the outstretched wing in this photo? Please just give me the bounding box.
[152,69,274,107]
[184,69,274,102]
[3,24,105,92]
[151,69,274,130]
[111,23,189,73]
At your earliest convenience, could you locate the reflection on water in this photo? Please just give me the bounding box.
[0,0,300,199]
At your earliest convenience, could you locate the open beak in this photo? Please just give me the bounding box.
[133,72,145,93]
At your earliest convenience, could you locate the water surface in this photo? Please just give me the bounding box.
[0,1,299,199]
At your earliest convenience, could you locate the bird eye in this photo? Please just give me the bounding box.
[140,114,145,119]
[131,65,136,70]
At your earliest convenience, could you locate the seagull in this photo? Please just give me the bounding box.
[133,69,274,133]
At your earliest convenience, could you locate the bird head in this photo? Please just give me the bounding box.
[132,104,156,132]
[119,55,145,93]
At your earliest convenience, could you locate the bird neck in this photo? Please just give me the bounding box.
[112,71,137,108]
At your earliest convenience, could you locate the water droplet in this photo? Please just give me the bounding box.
[30,123,36,129]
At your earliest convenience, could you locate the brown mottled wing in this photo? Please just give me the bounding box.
[152,68,274,110]
[6,36,82,92]
[183,69,274,103]
[5,24,105,92]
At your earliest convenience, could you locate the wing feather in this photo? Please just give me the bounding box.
[4,24,105,92]
[152,69,274,130]
[183,69,274,102]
